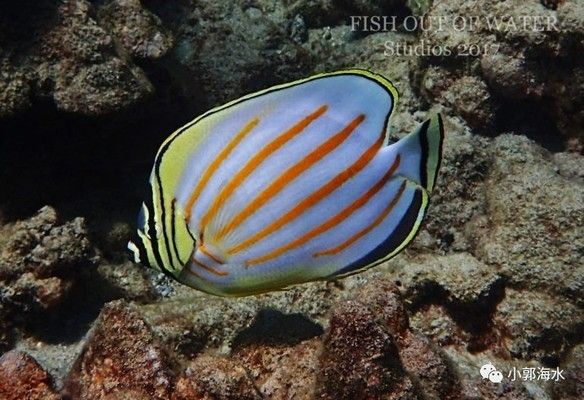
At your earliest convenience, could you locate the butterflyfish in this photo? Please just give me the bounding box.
[128,69,444,297]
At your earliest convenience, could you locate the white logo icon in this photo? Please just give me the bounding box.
[480,363,503,383]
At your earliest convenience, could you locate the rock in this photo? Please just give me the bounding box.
[480,52,545,100]
[394,253,504,353]
[0,206,95,375]
[419,65,497,132]
[0,61,31,118]
[63,300,174,399]
[359,280,461,399]
[0,313,10,352]
[551,343,584,399]
[172,355,261,400]
[337,0,407,16]
[446,349,537,400]
[416,0,584,142]
[557,1,584,44]
[286,0,343,28]
[316,299,419,399]
[139,281,339,356]
[14,340,84,392]
[315,278,460,399]
[434,75,496,131]
[98,0,174,59]
[0,206,92,323]
[50,57,153,115]
[1,206,90,278]
[399,333,459,400]
[0,350,59,400]
[167,0,313,108]
[102,389,153,400]
[410,304,464,347]
[554,151,584,183]
[0,0,156,117]
[234,339,322,399]
[39,0,156,115]
[407,0,434,16]
[477,135,584,305]
[494,289,583,364]
[396,253,503,309]
[95,261,157,302]
[354,278,410,339]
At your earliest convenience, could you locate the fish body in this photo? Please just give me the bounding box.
[128,69,444,296]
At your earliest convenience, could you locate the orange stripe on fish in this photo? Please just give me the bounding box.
[228,134,384,255]
[216,114,365,241]
[199,105,329,233]
[192,257,228,276]
[314,180,407,257]
[245,154,401,266]
[185,117,260,222]
[199,244,224,264]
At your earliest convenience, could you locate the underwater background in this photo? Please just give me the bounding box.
[0,0,583,399]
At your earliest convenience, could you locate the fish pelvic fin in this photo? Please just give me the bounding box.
[390,113,444,194]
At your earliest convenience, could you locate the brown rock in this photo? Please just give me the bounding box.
[0,0,154,117]
[103,389,152,400]
[0,350,59,400]
[172,355,260,400]
[493,289,583,363]
[462,380,536,400]
[1,206,91,279]
[98,0,174,59]
[315,278,464,399]
[478,135,584,306]
[166,0,313,107]
[0,206,92,329]
[355,278,410,339]
[551,343,584,399]
[409,304,464,347]
[399,333,459,400]
[63,300,174,399]
[316,299,419,399]
[235,339,322,399]
[480,52,545,100]
[416,0,584,142]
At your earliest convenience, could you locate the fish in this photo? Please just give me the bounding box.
[127,69,444,297]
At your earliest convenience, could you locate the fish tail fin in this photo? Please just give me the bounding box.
[391,113,444,193]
